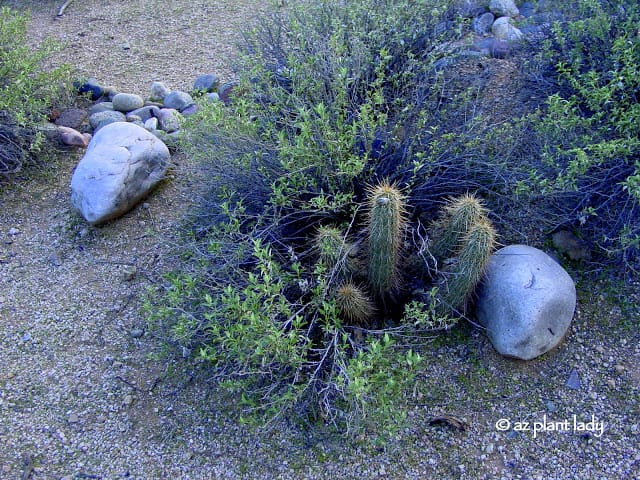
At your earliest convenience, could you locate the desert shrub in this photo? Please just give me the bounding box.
[519,0,640,272]
[0,6,72,177]
[147,0,514,438]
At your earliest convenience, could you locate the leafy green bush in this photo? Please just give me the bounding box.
[146,0,507,438]
[521,0,640,271]
[0,6,72,176]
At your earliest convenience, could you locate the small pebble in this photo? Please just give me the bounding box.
[68,413,79,423]
[123,394,134,406]
[123,266,137,281]
[595,346,604,354]
[546,401,557,413]
[130,328,144,339]
[615,364,625,374]
[607,379,616,389]
[8,227,20,236]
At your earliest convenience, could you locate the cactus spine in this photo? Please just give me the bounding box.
[335,283,375,324]
[366,182,406,294]
[430,193,487,262]
[437,216,496,314]
[315,226,358,280]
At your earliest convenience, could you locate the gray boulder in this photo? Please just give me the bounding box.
[149,81,171,102]
[54,108,87,130]
[475,245,576,361]
[70,122,170,225]
[472,12,495,35]
[112,93,145,112]
[492,16,524,41]
[489,0,519,17]
[163,90,194,111]
[126,105,159,123]
[88,110,126,130]
[193,74,220,93]
[88,102,114,116]
[156,108,182,133]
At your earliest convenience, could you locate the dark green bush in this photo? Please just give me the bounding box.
[520,0,640,272]
[0,6,72,177]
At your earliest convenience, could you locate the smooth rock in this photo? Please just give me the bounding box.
[458,0,486,18]
[163,90,194,111]
[144,117,158,130]
[126,105,157,122]
[88,111,126,130]
[103,86,119,100]
[472,12,495,35]
[156,108,182,133]
[489,0,519,17]
[519,1,536,17]
[75,78,103,100]
[70,122,170,225]
[54,108,87,130]
[218,82,238,105]
[476,245,576,360]
[58,126,90,148]
[88,102,114,115]
[149,81,171,102]
[492,16,524,42]
[206,92,220,102]
[112,93,145,112]
[181,104,199,117]
[193,73,220,93]
[130,328,144,338]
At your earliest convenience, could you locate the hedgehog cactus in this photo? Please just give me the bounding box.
[366,182,406,294]
[315,226,359,280]
[430,193,487,263]
[335,283,375,324]
[437,216,496,314]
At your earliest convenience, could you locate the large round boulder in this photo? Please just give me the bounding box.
[475,245,576,360]
[70,122,170,225]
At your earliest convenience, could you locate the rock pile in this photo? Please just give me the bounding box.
[58,73,230,148]
[435,0,561,67]
[64,73,231,224]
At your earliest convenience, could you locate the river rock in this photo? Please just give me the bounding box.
[58,126,90,148]
[489,0,519,17]
[475,245,576,361]
[54,108,88,130]
[126,106,158,123]
[75,78,103,100]
[156,108,182,133]
[473,12,495,35]
[88,102,114,115]
[112,93,145,112]
[193,74,220,93]
[163,90,194,111]
[70,122,170,225]
[149,81,171,102]
[88,110,126,130]
[492,16,524,41]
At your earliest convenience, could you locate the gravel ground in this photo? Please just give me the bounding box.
[1,1,639,479]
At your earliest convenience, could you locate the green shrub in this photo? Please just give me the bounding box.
[0,6,72,177]
[521,0,640,272]
[147,0,507,438]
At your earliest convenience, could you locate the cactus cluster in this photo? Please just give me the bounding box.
[430,194,496,314]
[313,183,495,327]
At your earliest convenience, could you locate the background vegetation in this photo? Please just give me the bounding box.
[0,6,72,178]
[145,0,638,438]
